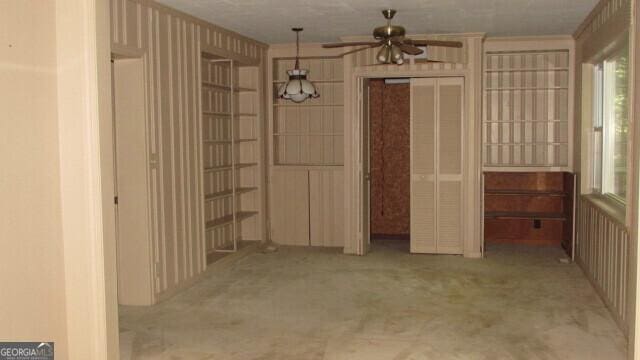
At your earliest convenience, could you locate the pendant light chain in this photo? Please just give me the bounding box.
[296,29,303,94]
[295,29,300,70]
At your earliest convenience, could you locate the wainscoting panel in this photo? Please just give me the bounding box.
[576,197,629,333]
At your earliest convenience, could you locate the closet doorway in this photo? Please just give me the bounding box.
[368,79,411,251]
[363,76,465,255]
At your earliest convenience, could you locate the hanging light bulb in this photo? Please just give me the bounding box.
[278,28,319,103]
[390,45,404,64]
[377,44,391,63]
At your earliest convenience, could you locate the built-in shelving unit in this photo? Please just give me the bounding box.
[483,50,572,168]
[201,57,261,256]
[271,57,344,165]
[484,172,574,254]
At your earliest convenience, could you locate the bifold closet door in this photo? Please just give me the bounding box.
[436,78,464,254]
[410,78,437,253]
[410,77,464,255]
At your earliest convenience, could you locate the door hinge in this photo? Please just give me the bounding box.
[114,196,119,205]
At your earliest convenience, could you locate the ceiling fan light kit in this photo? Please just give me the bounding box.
[322,9,463,65]
[278,28,319,103]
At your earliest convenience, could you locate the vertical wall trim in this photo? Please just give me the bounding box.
[166,14,179,284]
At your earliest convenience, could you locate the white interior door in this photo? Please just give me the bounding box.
[113,58,154,305]
[410,77,464,255]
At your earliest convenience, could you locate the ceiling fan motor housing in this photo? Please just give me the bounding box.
[373,25,406,40]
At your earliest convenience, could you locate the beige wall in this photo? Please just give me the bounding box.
[0,0,69,356]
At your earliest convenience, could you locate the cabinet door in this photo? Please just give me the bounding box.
[309,169,344,247]
[436,78,464,254]
[270,169,309,245]
[410,78,438,253]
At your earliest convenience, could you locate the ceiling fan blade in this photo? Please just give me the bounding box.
[322,41,380,48]
[394,42,424,56]
[407,39,463,48]
[339,44,381,57]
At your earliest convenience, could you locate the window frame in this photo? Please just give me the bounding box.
[590,44,630,208]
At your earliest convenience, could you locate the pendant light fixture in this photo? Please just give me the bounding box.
[278,28,319,103]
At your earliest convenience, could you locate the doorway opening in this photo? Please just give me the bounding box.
[368,78,411,253]
[360,76,466,256]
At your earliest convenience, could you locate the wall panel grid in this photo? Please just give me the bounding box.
[483,50,571,168]
[576,198,629,332]
[272,57,344,165]
[201,58,261,254]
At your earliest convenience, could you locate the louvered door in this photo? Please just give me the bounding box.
[410,78,438,253]
[410,77,464,255]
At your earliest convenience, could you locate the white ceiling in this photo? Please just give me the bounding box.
[157,0,599,44]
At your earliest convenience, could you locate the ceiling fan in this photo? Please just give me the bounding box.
[322,9,463,65]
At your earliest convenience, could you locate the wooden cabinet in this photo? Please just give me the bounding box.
[268,48,346,248]
[270,168,344,247]
[484,172,575,253]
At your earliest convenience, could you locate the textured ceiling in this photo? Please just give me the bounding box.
[156,0,599,44]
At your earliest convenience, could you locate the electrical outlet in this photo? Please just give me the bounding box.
[533,219,542,229]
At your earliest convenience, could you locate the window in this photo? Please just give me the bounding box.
[592,44,629,203]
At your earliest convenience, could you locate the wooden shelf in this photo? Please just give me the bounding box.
[273,79,343,84]
[273,104,343,107]
[273,133,343,136]
[203,163,257,172]
[485,142,568,146]
[484,119,568,123]
[485,189,568,197]
[204,187,258,201]
[203,138,258,144]
[203,111,258,117]
[205,211,258,230]
[201,82,256,92]
[484,211,567,220]
[485,87,568,91]
[484,68,569,73]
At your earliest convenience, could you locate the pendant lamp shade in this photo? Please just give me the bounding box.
[278,28,319,103]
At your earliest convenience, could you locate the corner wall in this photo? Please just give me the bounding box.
[573,0,633,336]
[0,1,68,357]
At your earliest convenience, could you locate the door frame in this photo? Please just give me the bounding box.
[343,54,484,258]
